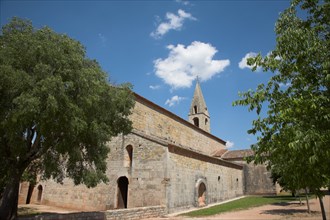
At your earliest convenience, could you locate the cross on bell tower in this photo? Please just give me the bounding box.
[188,78,210,132]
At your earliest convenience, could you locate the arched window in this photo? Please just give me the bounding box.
[205,118,208,126]
[193,117,199,127]
[126,145,133,168]
[124,145,133,168]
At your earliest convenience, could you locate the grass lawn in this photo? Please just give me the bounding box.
[18,207,42,216]
[182,195,302,217]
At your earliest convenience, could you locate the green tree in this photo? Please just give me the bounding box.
[0,17,135,220]
[234,0,329,219]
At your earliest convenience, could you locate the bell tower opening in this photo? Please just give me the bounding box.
[194,105,198,114]
[193,117,199,127]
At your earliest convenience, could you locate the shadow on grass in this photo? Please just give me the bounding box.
[263,195,301,201]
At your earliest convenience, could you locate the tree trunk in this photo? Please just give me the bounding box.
[297,191,302,205]
[304,188,310,214]
[0,172,22,220]
[25,182,35,204]
[318,194,327,220]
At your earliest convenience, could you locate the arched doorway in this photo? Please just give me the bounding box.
[37,185,43,202]
[117,176,129,209]
[198,182,206,207]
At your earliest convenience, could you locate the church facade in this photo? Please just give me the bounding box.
[18,81,273,214]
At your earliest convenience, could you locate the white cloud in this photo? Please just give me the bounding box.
[226,140,234,148]
[175,0,190,5]
[98,33,107,44]
[151,9,196,39]
[238,52,261,71]
[165,95,185,107]
[149,85,161,90]
[154,41,230,89]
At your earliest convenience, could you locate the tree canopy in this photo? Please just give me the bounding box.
[234,0,329,218]
[0,17,135,220]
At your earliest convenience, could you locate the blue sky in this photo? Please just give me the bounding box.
[1,0,291,150]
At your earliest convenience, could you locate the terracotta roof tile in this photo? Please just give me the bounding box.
[212,149,228,157]
[221,149,254,159]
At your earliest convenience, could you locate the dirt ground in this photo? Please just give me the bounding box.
[19,194,330,219]
[19,204,82,214]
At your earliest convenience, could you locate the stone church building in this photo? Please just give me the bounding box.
[18,81,275,215]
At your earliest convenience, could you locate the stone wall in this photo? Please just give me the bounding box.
[40,179,109,211]
[18,206,166,220]
[107,133,167,209]
[18,182,29,204]
[131,94,226,155]
[225,159,277,195]
[166,145,244,213]
[243,163,277,195]
[105,206,166,220]
[37,133,168,211]
[18,212,106,220]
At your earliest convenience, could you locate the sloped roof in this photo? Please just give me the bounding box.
[212,149,228,157]
[221,149,254,159]
[168,144,243,170]
[134,93,226,145]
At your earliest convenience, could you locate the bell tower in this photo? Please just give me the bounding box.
[188,79,210,132]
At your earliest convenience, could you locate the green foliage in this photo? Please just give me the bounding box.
[182,196,299,217]
[0,17,135,189]
[233,0,330,196]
